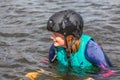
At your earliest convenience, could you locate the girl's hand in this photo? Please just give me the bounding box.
[102,70,115,78]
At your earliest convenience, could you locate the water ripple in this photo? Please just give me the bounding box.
[0,0,120,80]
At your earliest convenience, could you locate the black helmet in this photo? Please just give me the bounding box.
[47,10,83,38]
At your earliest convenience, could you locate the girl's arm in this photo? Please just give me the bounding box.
[85,40,115,78]
[48,44,56,62]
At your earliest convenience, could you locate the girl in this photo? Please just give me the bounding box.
[47,9,115,77]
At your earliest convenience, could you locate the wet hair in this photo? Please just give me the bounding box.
[66,35,80,54]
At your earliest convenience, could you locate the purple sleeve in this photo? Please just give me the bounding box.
[85,40,112,69]
[85,40,116,78]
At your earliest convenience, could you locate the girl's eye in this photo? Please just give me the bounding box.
[53,33,58,37]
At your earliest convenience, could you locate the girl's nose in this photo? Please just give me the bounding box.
[50,33,54,40]
[50,35,53,39]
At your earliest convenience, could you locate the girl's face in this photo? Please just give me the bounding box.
[50,32,66,47]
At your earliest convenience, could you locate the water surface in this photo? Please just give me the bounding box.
[0,0,120,80]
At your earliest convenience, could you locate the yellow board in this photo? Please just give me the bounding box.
[19,68,94,80]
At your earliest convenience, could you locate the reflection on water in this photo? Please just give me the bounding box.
[0,0,120,80]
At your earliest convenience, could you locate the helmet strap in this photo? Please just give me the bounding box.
[64,35,69,56]
[64,36,69,52]
[64,36,71,66]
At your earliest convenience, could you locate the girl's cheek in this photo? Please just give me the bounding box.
[57,38,66,47]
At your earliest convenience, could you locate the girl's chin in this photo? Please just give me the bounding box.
[53,43,61,46]
[54,43,66,48]
[54,43,59,46]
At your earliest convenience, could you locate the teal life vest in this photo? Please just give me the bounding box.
[55,34,99,76]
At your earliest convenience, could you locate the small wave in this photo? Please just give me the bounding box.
[0,32,29,37]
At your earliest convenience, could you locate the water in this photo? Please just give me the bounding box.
[0,0,120,80]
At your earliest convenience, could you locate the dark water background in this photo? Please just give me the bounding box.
[0,0,120,80]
